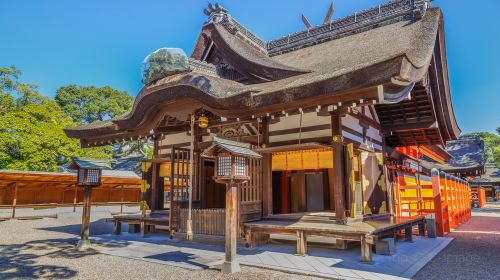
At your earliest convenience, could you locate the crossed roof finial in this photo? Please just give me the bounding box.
[204,3,228,17]
[302,2,335,29]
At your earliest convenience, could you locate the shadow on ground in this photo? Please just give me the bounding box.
[0,229,129,279]
[36,219,115,236]
[146,251,212,269]
[0,238,93,279]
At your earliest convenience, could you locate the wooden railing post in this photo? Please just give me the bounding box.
[431,169,444,237]
[73,184,78,212]
[11,183,18,219]
[120,184,124,213]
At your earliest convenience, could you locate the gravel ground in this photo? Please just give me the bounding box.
[414,203,500,280]
[0,216,321,280]
[4,204,499,280]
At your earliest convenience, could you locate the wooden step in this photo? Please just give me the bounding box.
[264,214,337,224]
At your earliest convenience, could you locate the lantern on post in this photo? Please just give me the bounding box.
[68,157,111,250]
[202,137,261,273]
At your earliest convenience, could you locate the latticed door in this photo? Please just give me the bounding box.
[168,147,191,236]
[238,157,263,223]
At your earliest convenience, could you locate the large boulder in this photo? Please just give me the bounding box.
[141,48,189,85]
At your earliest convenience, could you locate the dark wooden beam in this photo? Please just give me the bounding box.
[261,118,273,217]
[331,110,346,223]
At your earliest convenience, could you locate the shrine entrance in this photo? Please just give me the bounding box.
[272,169,332,214]
[270,148,334,215]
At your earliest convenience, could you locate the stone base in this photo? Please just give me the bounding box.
[186,219,193,241]
[426,218,437,238]
[76,239,91,251]
[222,261,241,273]
[376,238,396,255]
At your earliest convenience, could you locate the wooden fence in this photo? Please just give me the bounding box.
[178,208,225,236]
[394,168,471,237]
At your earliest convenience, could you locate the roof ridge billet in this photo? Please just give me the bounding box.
[214,0,430,57]
[267,0,430,55]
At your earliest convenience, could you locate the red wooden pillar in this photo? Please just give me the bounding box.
[431,169,444,237]
[331,111,346,222]
[280,171,290,214]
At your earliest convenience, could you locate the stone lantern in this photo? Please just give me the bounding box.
[68,157,111,250]
[202,137,261,273]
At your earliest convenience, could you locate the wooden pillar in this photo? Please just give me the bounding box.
[404,226,413,242]
[222,181,240,273]
[151,164,158,211]
[280,171,290,214]
[296,230,308,256]
[73,184,78,212]
[261,118,273,217]
[114,221,122,235]
[77,186,93,250]
[331,111,346,222]
[11,183,18,219]
[360,235,374,263]
[120,184,124,213]
[297,170,306,212]
[431,169,444,237]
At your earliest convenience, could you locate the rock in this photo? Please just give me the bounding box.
[141,48,189,85]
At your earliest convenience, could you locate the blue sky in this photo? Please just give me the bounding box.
[1,0,499,134]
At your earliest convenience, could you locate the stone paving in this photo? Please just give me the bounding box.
[93,232,452,280]
[414,202,500,280]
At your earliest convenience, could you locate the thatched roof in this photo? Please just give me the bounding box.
[441,136,485,174]
[470,163,500,186]
[64,1,457,147]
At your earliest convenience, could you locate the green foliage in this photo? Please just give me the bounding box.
[55,85,133,124]
[54,84,151,160]
[0,66,20,113]
[0,66,112,172]
[465,130,500,168]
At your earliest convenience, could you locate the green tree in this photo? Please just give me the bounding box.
[0,66,20,113]
[0,93,112,171]
[54,84,153,159]
[0,67,112,171]
[55,85,133,124]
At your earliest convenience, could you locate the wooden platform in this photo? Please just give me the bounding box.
[243,214,427,263]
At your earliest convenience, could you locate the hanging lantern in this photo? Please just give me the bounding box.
[68,157,111,186]
[198,114,209,129]
[202,137,261,184]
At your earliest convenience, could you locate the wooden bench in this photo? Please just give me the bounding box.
[243,215,427,263]
[112,214,170,237]
[243,221,377,262]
